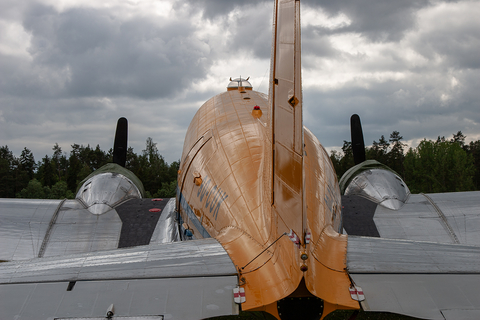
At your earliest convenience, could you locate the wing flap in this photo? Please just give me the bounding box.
[0,238,238,319]
[0,276,238,319]
[441,309,480,320]
[351,274,480,320]
[0,238,236,284]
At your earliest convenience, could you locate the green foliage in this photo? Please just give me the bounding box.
[329,150,343,177]
[387,131,406,176]
[50,181,74,199]
[17,179,47,199]
[7,132,479,198]
[135,137,175,194]
[451,131,466,148]
[0,138,179,199]
[38,155,55,187]
[19,147,36,181]
[364,132,405,175]
[52,143,67,182]
[330,141,355,178]
[366,135,390,165]
[0,146,16,198]
[332,131,479,193]
[404,139,475,193]
[16,179,75,199]
[467,140,480,189]
[154,180,178,198]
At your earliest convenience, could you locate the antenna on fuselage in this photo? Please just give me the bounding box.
[113,117,128,167]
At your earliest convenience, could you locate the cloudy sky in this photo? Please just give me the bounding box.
[1,0,479,164]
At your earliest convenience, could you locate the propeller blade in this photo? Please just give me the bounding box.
[113,117,128,167]
[350,114,366,165]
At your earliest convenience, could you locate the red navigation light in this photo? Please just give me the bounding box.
[252,106,262,118]
[149,208,161,212]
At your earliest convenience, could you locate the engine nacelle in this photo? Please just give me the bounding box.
[76,163,145,214]
[339,160,410,210]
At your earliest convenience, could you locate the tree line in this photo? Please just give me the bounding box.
[330,131,480,193]
[2,131,479,199]
[0,138,179,199]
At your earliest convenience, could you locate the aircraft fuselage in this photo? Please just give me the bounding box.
[176,83,358,317]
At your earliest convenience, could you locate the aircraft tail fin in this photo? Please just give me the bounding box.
[269,0,304,234]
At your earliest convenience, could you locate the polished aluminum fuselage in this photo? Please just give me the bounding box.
[177,87,357,313]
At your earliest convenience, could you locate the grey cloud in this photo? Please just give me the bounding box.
[412,22,480,69]
[300,0,480,149]
[175,0,273,60]
[303,0,430,42]
[304,66,480,149]
[22,4,211,99]
[0,93,196,163]
[0,0,28,20]
[302,28,337,60]
[178,0,263,20]
[2,0,479,165]
[225,2,273,59]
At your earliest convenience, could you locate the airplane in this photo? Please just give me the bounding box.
[1,0,480,319]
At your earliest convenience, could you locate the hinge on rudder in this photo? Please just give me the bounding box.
[233,286,246,304]
[349,285,365,301]
[288,96,299,107]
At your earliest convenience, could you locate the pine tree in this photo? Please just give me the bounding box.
[0,146,16,197]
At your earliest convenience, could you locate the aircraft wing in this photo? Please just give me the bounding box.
[343,191,480,319]
[343,191,480,244]
[0,197,239,319]
[0,197,179,261]
[0,238,239,319]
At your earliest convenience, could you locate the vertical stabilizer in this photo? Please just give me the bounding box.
[269,0,304,235]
